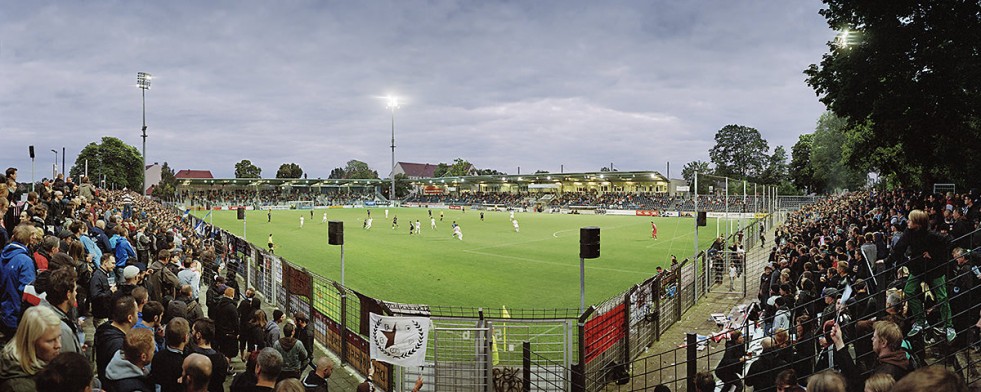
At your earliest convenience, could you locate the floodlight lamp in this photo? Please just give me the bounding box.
[386,95,399,109]
[137,72,152,89]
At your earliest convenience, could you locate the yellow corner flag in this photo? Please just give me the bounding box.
[502,305,511,348]
[492,334,500,365]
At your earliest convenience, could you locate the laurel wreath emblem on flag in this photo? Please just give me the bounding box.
[369,315,430,366]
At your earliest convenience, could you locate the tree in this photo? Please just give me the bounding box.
[448,159,473,176]
[789,134,816,193]
[344,160,378,179]
[328,167,346,179]
[234,160,262,179]
[681,161,712,194]
[476,168,507,176]
[432,163,450,178]
[151,162,176,200]
[810,112,867,192]
[759,146,789,185]
[382,173,412,199]
[804,0,981,187]
[276,163,303,179]
[535,170,550,174]
[69,136,143,192]
[709,125,769,179]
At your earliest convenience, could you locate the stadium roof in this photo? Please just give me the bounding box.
[175,170,214,179]
[177,170,667,187]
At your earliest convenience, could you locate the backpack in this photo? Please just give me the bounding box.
[900,340,921,370]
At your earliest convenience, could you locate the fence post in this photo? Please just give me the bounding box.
[654,276,661,342]
[623,287,633,364]
[573,307,594,392]
[675,270,682,322]
[522,341,531,392]
[686,333,697,392]
[334,281,348,366]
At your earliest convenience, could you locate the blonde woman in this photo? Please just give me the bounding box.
[0,306,63,391]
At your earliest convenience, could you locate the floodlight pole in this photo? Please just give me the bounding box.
[580,256,585,313]
[138,72,151,196]
[51,149,58,179]
[387,96,399,205]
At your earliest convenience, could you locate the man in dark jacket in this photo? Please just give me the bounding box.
[149,250,181,304]
[714,331,746,392]
[191,318,228,392]
[294,311,314,369]
[745,337,788,392]
[885,209,954,340]
[91,254,117,324]
[213,287,240,361]
[238,288,256,359]
[96,296,139,381]
[301,357,333,392]
[150,317,190,392]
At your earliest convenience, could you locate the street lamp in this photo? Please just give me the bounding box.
[386,95,399,203]
[137,72,152,196]
[50,149,58,179]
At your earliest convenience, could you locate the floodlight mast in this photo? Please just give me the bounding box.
[387,96,399,203]
[137,72,151,196]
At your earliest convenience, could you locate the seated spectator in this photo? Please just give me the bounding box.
[181,353,212,392]
[301,357,333,392]
[150,317,189,392]
[104,328,155,392]
[34,352,93,392]
[806,369,846,392]
[0,306,62,391]
[745,337,788,392]
[773,368,804,392]
[830,321,911,384]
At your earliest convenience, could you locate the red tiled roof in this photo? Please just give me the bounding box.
[175,170,214,179]
[398,162,438,178]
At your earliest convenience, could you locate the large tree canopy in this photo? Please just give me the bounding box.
[789,134,816,193]
[805,0,981,187]
[709,124,769,179]
[809,112,867,192]
[433,158,474,177]
[344,160,378,179]
[151,162,176,200]
[234,160,262,178]
[69,136,143,191]
[275,163,303,179]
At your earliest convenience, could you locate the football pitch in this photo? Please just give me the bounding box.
[195,208,717,309]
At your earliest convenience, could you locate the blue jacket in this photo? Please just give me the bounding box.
[0,242,36,329]
[80,234,102,268]
[91,225,111,254]
[114,237,136,267]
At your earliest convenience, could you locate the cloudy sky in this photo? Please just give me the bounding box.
[0,1,834,180]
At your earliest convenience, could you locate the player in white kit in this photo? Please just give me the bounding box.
[430,217,437,230]
[300,216,304,228]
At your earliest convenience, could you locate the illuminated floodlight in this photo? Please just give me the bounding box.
[386,95,399,110]
[137,72,152,90]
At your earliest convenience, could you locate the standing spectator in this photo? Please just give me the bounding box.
[0,224,38,337]
[830,321,911,388]
[884,209,954,340]
[294,312,314,369]
[714,330,746,392]
[892,366,969,392]
[95,296,138,381]
[35,352,94,392]
[181,353,212,392]
[179,284,205,323]
[214,287,240,363]
[273,323,307,380]
[149,249,181,304]
[745,337,788,392]
[238,288,257,359]
[90,254,117,326]
[265,310,284,348]
[244,348,283,392]
[150,317,190,392]
[806,369,846,392]
[245,309,269,354]
[39,268,81,353]
[206,276,226,311]
[301,357,333,392]
[693,371,715,392]
[113,227,137,280]
[178,257,202,301]
[104,328,155,392]
[0,306,62,392]
[191,318,228,392]
[78,177,96,202]
[773,369,805,392]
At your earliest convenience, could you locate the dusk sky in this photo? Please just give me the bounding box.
[0,1,835,180]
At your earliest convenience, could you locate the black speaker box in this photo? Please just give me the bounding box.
[237,207,245,220]
[697,211,707,226]
[29,146,34,159]
[329,220,344,245]
[580,227,600,259]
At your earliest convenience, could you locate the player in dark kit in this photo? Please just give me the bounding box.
[268,209,272,223]
[392,216,398,229]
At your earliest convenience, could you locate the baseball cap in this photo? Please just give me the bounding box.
[123,265,140,280]
[822,287,840,298]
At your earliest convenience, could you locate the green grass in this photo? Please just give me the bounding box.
[196,208,716,310]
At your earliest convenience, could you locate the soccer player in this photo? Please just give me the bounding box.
[385,209,389,218]
[300,216,304,228]
[268,234,274,252]
[430,217,437,230]
[453,225,463,240]
[415,220,421,234]
[440,211,444,221]
[310,209,314,218]
[510,210,515,221]
[267,209,272,223]
[480,212,484,221]
[513,219,520,232]
[366,217,373,230]
[651,221,658,239]
[322,212,328,223]
[392,216,398,229]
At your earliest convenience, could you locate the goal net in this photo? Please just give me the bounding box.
[291,200,314,210]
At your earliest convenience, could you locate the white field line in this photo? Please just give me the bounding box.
[461,249,651,275]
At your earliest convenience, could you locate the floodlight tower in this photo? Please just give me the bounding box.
[137,72,152,195]
[387,96,399,202]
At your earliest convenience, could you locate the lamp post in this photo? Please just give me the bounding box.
[137,72,152,196]
[386,96,399,203]
[50,149,58,179]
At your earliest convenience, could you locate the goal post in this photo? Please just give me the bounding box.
[291,200,314,210]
